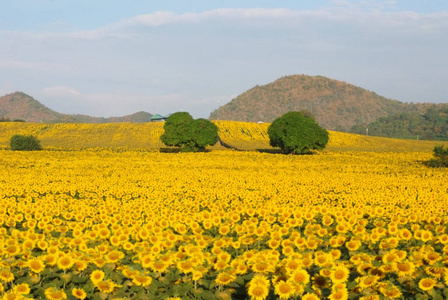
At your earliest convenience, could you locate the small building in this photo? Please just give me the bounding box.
[150,114,166,122]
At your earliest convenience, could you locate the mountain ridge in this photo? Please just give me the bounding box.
[0,92,153,123]
[209,75,445,130]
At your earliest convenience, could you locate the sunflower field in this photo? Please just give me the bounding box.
[1,121,448,300]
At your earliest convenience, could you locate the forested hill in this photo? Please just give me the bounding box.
[209,75,440,130]
[0,92,152,123]
[351,105,448,140]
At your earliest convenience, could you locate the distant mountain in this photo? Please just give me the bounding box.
[209,75,442,130]
[0,92,152,123]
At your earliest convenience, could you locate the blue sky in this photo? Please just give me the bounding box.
[1,0,447,118]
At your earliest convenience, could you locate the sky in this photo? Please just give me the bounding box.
[1,0,447,119]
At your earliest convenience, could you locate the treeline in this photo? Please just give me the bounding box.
[0,117,25,122]
[350,105,448,140]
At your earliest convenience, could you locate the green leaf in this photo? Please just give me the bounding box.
[71,274,87,284]
[234,276,245,286]
[347,280,357,290]
[202,290,217,300]
[429,289,444,300]
[415,293,429,300]
[444,288,448,299]
[198,279,212,289]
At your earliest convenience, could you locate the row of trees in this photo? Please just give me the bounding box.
[160,111,329,154]
[0,117,25,122]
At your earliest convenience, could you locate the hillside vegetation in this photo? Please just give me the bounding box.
[1,120,446,152]
[351,105,448,140]
[209,75,443,130]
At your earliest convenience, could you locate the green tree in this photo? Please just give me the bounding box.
[10,134,42,151]
[268,111,329,154]
[429,145,448,167]
[160,112,193,148]
[160,112,218,152]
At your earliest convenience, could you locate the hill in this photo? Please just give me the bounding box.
[209,75,441,130]
[0,92,152,123]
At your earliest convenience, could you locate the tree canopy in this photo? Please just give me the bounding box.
[268,111,329,154]
[160,112,218,152]
[10,134,42,151]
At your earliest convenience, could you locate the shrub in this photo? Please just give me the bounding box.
[268,111,329,154]
[160,112,218,152]
[10,134,42,151]
[428,145,448,167]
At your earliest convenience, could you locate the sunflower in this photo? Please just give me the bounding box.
[379,285,402,299]
[252,262,271,274]
[356,275,379,289]
[71,288,87,300]
[2,291,24,300]
[420,230,433,243]
[426,266,445,278]
[248,284,269,300]
[0,269,15,282]
[274,280,295,299]
[90,270,105,285]
[312,274,329,289]
[235,262,248,275]
[290,269,310,286]
[57,254,75,271]
[105,250,124,263]
[150,260,169,273]
[330,266,350,284]
[37,240,49,250]
[328,287,349,300]
[213,260,228,271]
[44,254,58,266]
[302,293,320,300]
[393,261,415,277]
[345,239,361,251]
[27,258,46,273]
[44,287,67,300]
[22,239,35,250]
[96,279,118,293]
[5,245,21,256]
[250,274,270,287]
[399,228,412,240]
[132,274,153,287]
[215,272,236,285]
[74,260,88,272]
[177,260,195,274]
[418,277,436,291]
[329,249,342,260]
[319,268,332,278]
[13,283,30,295]
[314,253,333,267]
[424,252,441,265]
